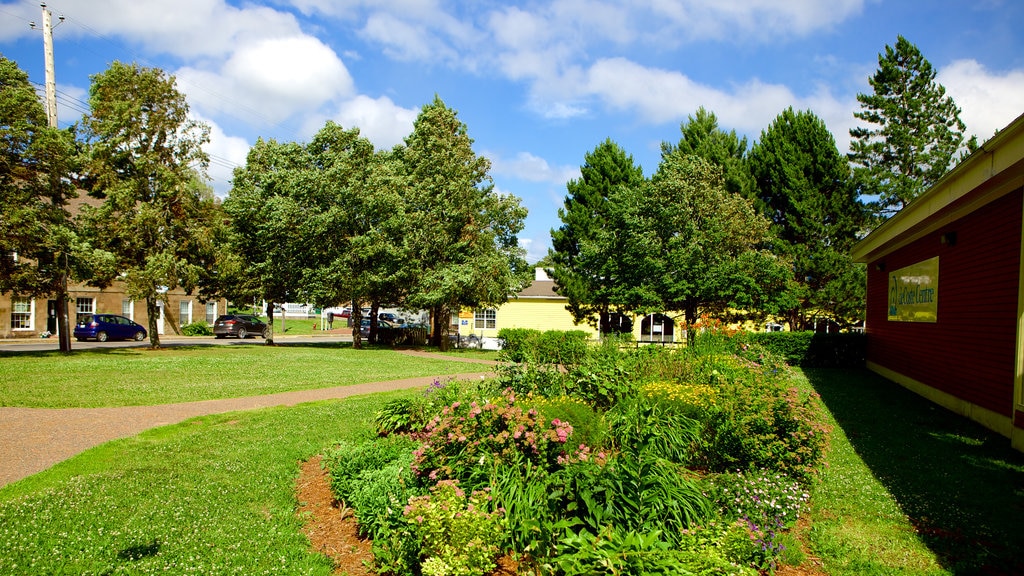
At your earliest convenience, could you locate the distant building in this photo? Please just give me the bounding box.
[852,112,1024,451]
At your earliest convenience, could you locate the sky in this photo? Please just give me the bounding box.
[1,0,1023,263]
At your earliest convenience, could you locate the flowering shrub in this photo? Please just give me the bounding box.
[707,470,809,528]
[404,480,503,576]
[411,390,575,486]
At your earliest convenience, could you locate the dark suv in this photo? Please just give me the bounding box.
[213,314,268,339]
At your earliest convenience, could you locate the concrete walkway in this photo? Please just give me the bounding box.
[0,350,498,488]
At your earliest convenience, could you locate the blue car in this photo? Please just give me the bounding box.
[74,314,148,342]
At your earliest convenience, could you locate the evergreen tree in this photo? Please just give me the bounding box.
[549,138,644,333]
[749,107,866,329]
[661,107,754,198]
[850,36,969,219]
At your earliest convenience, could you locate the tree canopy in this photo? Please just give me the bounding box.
[661,107,754,198]
[402,96,530,348]
[849,35,970,219]
[748,107,866,329]
[79,61,218,348]
[0,55,90,352]
[549,138,644,333]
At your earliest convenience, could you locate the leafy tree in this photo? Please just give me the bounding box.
[402,96,530,349]
[0,55,98,352]
[661,107,754,198]
[223,137,308,344]
[615,154,789,334]
[79,62,216,348]
[296,123,406,349]
[850,35,970,219]
[548,138,645,334]
[748,107,866,329]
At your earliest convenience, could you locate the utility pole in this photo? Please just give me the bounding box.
[41,3,58,128]
[34,4,72,353]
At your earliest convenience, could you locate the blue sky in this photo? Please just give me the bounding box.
[2,0,1023,263]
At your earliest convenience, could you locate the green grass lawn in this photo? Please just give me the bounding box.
[800,368,1024,575]
[0,393,405,574]
[0,345,490,408]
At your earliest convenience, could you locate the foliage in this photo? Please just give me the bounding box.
[606,390,701,465]
[374,377,465,435]
[662,107,755,198]
[495,328,542,362]
[402,96,530,349]
[613,153,791,330]
[707,470,810,529]
[747,107,866,329]
[411,390,575,489]
[742,331,866,368]
[850,35,972,220]
[179,321,212,336]
[497,328,589,366]
[548,526,757,576]
[695,355,830,483]
[403,480,504,576]
[549,138,646,332]
[324,434,419,507]
[0,56,91,352]
[529,394,609,450]
[79,61,217,349]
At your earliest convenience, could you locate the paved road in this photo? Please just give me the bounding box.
[0,349,498,488]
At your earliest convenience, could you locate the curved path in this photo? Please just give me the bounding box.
[0,350,499,488]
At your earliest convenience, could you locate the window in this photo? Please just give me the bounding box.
[122,299,133,320]
[474,308,496,330]
[205,302,217,324]
[11,299,32,330]
[179,300,192,326]
[75,298,94,325]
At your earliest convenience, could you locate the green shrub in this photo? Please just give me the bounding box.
[496,328,542,362]
[347,456,418,540]
[495,362,569,399]
[404,480,504,576]
[547,526,756,576]
[374,378,465,435]
[411,390,576,490]
[536,330,590,366]
[324,435,419,503]
[606,388,702,465]
[693,356,830,483]
[180,321,213,336]
[531,395,609,450]
[742,331,866,368]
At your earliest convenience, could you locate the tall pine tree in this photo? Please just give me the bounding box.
[850,36,970,220]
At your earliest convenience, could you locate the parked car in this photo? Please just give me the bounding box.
[74,314,147,342]
[378,312,404,325]
[213,314,268,339]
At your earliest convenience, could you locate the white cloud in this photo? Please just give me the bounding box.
[488,151,580,185]
[327,95,418,149]
[32,0,303,59]
[939,59,1024,142]
[176,35,353,126]
[199,116,251,196]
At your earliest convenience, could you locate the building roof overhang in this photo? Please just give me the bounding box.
[852,112,1024,264]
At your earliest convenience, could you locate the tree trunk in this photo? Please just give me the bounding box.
[265,301,275,345]
[56,277,71,353]
[146,296,161,349]
[351,301,362,349]
[369,302,380,344]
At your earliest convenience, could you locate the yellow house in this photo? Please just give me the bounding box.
[456,269,681,345]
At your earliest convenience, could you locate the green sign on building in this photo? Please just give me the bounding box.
[888,256,939,322]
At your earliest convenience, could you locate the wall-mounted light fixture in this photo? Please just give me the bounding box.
[941,231,957,246]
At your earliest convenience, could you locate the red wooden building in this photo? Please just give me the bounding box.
[852,112,1024,451]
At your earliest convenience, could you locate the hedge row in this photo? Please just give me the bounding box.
[497,328,590,365]
[742,331,866,368]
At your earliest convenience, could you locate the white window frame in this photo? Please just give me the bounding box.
[474,308,497,330]
[11,299,34,330]
[205,301,217,325]
[179,300,192,326]
[75,298,95,325]
[122,299,134,321]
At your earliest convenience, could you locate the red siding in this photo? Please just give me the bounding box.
[865,189,1023,416]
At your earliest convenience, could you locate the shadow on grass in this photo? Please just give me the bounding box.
[805,368,1024,574]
